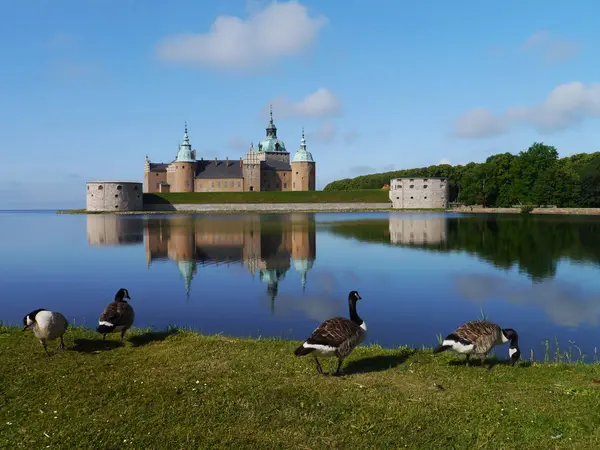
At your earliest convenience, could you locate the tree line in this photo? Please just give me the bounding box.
[324,143,600,207]
[326,215,600,281]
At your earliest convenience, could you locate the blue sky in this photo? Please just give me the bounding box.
[1,0,599,209]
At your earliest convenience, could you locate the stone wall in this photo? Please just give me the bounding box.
[144,202,392,212]
[145,170,167,193]
[86,181,143,212]
[389,177,449,209]
[195,178,245,192]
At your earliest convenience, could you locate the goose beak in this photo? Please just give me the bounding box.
[22,326,27,332]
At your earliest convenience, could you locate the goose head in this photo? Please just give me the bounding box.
[115,288,131,302]
[22,308,46,331]
[502,328,520,366]
[348,290,362,302]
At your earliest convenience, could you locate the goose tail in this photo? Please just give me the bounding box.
[433,344,451,354]
[97,322,115,334]
[294,343,314,356]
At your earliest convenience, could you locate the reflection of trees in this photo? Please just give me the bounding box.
[326,215,600,281]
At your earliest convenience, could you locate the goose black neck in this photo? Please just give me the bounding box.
[503,328,519,347]
[115,293,125,302]
[348,298,362,326]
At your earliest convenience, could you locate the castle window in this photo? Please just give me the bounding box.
[296,172,299,175]
[424,185,428,189]
[396,197,399,200]
[410,185,414,188]
[284,183,287,188]
[199,183,203,188]
[115,194,118,198]
[293,182,296,188]
[156,173,159,176]
[410,196,414,199]
[424,196,428,199]
[186,181,190,188]
[98,185,103,190]
[267,184,270,189]
[238,181,241,188]
[134,185,138,190]
[115,205,119,208]
[212,182,215,188]
[137,195,140,199]
[218,181,221,188]
[117,185,122,190]
[87,186,89,190]
[224,181,228,188]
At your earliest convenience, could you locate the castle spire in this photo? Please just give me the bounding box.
[266,105,277,138]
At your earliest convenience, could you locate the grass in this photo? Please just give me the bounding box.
[143,189,390,204]
[3,327,600,448]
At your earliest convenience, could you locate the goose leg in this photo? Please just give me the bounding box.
[120,329,126,343]
[41,340,50,357]
[480,354,487,368]
[102,334,106,342]
[57,336,66,351]
[465,354,471,366]
[314,356,325,375]
[332,359,344,377]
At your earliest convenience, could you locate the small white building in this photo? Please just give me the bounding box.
[86,181,143,212]
[389,177,449,209]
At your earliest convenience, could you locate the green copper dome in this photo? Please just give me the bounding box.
[292,129,315,163]
[258,106,287,153]
[175,122,195,162]
[177,260,197,295]
[293,258,314,289]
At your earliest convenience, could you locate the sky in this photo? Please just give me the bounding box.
[1,0,599,209]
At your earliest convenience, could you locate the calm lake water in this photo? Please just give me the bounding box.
[2,210,600,361]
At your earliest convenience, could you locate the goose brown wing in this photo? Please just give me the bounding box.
[306,317,361,347]
[100,302,134,327]
[454,320,500,344]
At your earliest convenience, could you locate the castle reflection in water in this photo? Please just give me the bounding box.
[87,214,317,299]
[86,213,448,298]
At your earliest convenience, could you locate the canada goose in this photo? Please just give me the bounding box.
[96,288,134,342]
[294,290,366,376]
[433,320,520,367]
[22,309,69,356]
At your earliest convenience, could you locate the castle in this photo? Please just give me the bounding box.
[144,107,316,194]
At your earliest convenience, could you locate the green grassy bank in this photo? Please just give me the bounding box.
[143,189,390,204]
[2,326,600,448]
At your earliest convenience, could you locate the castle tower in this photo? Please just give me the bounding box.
[290,213,316,290]
[173,122,195,193]
[143,155,151,193]
[242,142,262,192]
[291,128,316,191]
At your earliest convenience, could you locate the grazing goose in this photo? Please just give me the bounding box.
[294,290,366,376]
[22,309,69,356]
[433,320,520,367]
[96,288,134,342]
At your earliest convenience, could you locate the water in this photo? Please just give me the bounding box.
[2,210,600,361]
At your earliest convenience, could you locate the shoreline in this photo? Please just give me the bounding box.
[3,325,600,448]
[56,205,600,215]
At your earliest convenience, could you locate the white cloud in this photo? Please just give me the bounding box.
[438,158,451,165]
[269,88,341,119]
[155,1,328,70]
[343,130,359,145]
[521,30,580,63]
[452,81,600,139]
[306,121,336,143]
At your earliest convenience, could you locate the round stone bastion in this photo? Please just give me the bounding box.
[86,181,143,212]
